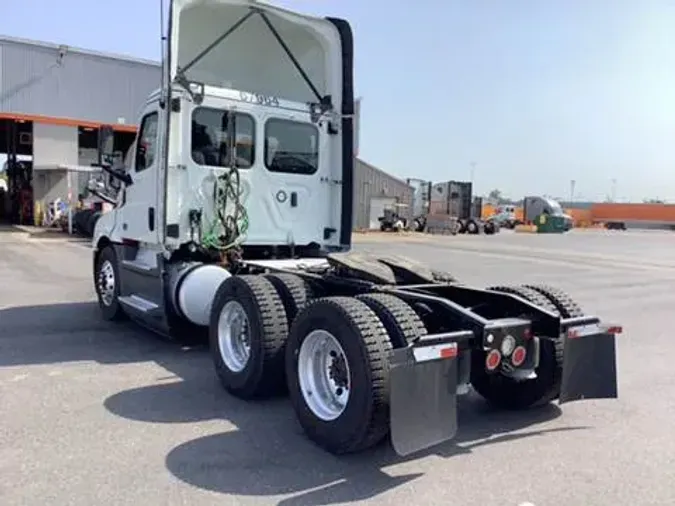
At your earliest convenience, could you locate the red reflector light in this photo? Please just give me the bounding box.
[440,346,458,359]
[485,349,501,371]
[606,326,623,335]
[511,345,527,367]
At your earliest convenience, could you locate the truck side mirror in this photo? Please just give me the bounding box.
[98,125,115,164]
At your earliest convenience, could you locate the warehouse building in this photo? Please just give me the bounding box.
[353,158,413,230]
[0,34,411,230]
[0,35,160,224]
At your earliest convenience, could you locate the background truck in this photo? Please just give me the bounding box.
[490,204,522,229]
[428,180,499,234]
[91,0,620,457]
[523,196,573,232]
[377,203,408,232]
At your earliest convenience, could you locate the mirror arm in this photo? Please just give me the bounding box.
[88,189,117,205]
[91,163,133,186]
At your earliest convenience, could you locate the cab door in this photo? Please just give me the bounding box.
[118,104,161,244]
[258,111,334,246]
[184,99,335,248]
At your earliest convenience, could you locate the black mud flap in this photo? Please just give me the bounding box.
[389,343,459,456]
[559,328,618,404]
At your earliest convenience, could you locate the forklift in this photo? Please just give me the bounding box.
[378,203,408,232]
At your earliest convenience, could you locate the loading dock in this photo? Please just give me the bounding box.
[1,116,136,227]
[0,118,34,224]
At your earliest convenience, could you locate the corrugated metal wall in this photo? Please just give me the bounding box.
[353,158,413,230]
[0,37,161,125]
[31,124,79,204]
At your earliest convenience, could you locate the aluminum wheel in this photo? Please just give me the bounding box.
[217,300,252,373]
[298,329,351,421]
[98,260,116,306]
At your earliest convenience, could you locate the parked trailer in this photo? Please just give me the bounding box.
[590,203,675,231]
[90,0,620,457]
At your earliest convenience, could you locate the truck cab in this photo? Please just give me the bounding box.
[95,0,356,260]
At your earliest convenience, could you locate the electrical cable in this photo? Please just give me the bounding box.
[201,165,249,253]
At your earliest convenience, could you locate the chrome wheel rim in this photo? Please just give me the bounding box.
[217,300,251,372]
[98,260,116,306]
[298,329,351,421]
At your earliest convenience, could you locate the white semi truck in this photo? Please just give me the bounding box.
[91,0,621,456]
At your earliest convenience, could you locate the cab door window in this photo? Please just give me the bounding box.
[191,107,255,168]
[264,119,318,175]
[135,112,159,172]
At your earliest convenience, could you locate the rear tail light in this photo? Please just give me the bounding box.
[511,346,527,367]
[485,349,501,371]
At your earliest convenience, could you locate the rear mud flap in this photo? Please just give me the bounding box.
[388,346,458,456]
[559,331,618,404]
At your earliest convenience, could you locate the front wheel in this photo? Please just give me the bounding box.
[286,297,392,455]
[94,246,126,321]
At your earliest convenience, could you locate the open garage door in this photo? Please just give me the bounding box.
[369,196,396,229]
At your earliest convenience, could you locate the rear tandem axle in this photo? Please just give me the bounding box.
[204,253,621,456]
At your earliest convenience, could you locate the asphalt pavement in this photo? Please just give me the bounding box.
[1,227,674,506]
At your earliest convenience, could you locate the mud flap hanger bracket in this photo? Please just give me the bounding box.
[173,6,333,121]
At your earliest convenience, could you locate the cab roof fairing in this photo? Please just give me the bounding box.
[168,0,345,115]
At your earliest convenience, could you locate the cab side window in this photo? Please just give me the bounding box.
[264,119,318,175]
[135,112,159,172]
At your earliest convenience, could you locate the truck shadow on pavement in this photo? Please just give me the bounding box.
[0,301,182,367]
[0,301,589,505]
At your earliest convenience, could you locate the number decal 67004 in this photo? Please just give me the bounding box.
[239,91,280,107]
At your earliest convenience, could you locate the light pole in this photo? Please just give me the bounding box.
[470,161,476,184]
[611,178,617,202]
[569,179,576,203]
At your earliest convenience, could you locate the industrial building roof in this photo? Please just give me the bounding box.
[0,34,161,68]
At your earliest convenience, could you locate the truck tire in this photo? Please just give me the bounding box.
[470,284,564,409]
[466,219,480,234]
[457,219,467,234]
[431,269,457,283]
[209,275,288,399]
[522,284,584,318]
[285,296,392,454]
[356,293,427,348]
[265,273,315,325]
[94,246,127,321]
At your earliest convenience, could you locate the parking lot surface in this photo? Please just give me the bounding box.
[1,227,674,506]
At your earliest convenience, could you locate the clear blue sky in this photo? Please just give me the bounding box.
[3,0,675,202]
